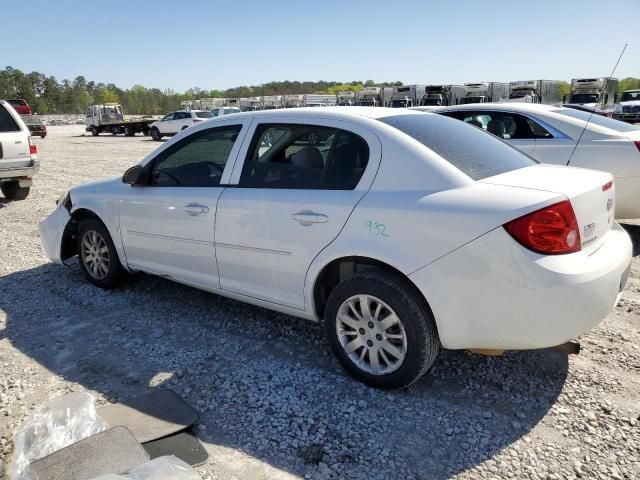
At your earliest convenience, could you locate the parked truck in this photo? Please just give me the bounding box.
[305,94,337,107]
[284,94,305,108]
[356,87,392,107]
[616,89,640,123]
[240,97,263,111]
[389,85,426,108]
[565,77,619,112]
[263,95,284,109]
[420,85,465,107]
[460,82,510,104]
[337,91,357,106]
[199,98,224,111]
[505,80,561,104]
[85,104,156,136]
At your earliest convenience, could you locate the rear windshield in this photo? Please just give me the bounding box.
[195,111,213,118]
[7,99,26,106]
[0,105,20,132]
[552,108,640,132]
[379,114,537,180]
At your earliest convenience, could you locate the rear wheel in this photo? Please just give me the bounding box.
[91,126,99,136]
[111,126,119,135]
[124,126,135,136]
[150,128,161,141]
[324,271,440,389]
[1,181,30,200]
[77,219,126,289]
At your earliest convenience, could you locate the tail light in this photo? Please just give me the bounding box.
[29,137,38,156]
[504,200,581,255]
[634,141,640,153]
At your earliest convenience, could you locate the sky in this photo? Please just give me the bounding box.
[1,0,639,92]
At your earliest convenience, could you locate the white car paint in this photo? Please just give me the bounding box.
[150,110,213,136]
[39,108,631,358]
[0,100,39,185]
[415,103,640,218]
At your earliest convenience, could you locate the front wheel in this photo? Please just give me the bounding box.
[77,219,126,289]
[91,126,99,136]
[150,128,161,141]
[324,272,440,389]
[1,181,30,200]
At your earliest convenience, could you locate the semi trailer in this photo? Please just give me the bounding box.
[565,77,619,112]
[240,97,263,111]
[337,91,357,106]
[505,80,561,105]
[356,87,392,107]
[263,95,285,109]
[84,104,155,136]
[460,82,509,104]
[420,85,465,106]
[389,85,426,108]
[284,95,305,108]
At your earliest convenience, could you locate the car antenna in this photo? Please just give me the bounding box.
[566,43,628,166]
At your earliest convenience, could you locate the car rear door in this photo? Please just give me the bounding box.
[0,103,30,169]
[118,120,250,287]
[214,116,381,310]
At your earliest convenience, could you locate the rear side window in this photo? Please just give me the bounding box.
[240,124,369,189]
[380,114,537,180]
[0,106,20,132]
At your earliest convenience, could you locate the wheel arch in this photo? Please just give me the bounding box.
[310,255,434,324]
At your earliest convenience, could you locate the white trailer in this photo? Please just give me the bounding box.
[263,95,285,109]
[566,77,619,112]
[284,94,305,108]
[304,94,337,107]
[460,82,510,104]
[240,97,263,111]
[223,98,240,109]
[420,85,465,107]
[506,80,561,105]
[337,91,357,106]
[389,85,426,108]
[356,87,393,107]
[199,98,223,111]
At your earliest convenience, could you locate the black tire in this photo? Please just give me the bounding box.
[324,271,440,390]
[77,218,126,289]
[1,182,30,200]
[111,126,119,135]
[124,126,135,136]
[41,134,47,138]
[150,128,161,141]
[142,127,150,136]
[91,126,99,136]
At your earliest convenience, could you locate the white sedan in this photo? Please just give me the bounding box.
[149,110,213,141]
[39,108,632,389]
[415,103,640,219]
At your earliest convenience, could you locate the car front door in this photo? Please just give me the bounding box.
[214,117,381,310]
[157,113,176,135]
[118,121,248,287]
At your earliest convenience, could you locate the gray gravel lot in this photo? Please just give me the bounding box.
[1,125,639,479]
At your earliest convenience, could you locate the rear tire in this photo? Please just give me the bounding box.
[1,181,30,200]
[324,271,440,390]
[150,128,161,141]
[111,126,119,135]
[77,219,126,289]
[91,126,99,136]
[124,126,135,136]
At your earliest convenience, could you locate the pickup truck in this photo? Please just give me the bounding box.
[0,100,39,200]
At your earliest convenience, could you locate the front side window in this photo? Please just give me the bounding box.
[162,113,175,121]
[239,124,369,190]
[0,106,19,132]
[148,125,242,187]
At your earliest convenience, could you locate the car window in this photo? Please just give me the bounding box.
[195,111,213,118]
[525,118,553,138]
[162,113,175,121]
[440,111,536,140]
[240,124,369,190]
[212,109,219,116]
[552,108,640,132]
[148,125,242,187]
[379,114,537,181]
[0,105,20,132]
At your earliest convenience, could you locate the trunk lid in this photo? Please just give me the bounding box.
[481,164,615,254]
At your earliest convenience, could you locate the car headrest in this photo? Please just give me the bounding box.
[291,146,324,170]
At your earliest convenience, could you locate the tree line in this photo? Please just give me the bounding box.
[1,66,638,115]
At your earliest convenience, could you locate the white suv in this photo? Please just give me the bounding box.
[149,110,213,141]
[0,100,39,200]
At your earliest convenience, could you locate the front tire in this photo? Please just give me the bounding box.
[77,219,125,289]
[324,271,440,389]
[1,181,30,200]
[91,126,99,136]
[150,128,161,141]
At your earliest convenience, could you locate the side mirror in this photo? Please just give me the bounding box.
[122,165,144,185]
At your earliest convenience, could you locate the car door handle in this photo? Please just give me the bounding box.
[291,211,329,225]
[184,203,209,216]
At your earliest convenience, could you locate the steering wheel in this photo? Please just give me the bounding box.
[152,170,181,185]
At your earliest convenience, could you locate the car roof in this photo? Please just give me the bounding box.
[207,106,426,121]
[433,102,559,114]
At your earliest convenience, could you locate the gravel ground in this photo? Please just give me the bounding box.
[0,125,639,480]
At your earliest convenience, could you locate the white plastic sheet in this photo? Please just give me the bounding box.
[92,456,200,479]
[9,392,109,479]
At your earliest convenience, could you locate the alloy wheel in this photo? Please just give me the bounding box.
[80,230,110,280]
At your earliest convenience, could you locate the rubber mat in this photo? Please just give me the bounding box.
[30,426,149,480]
[98,389,198,443]
[143,430,209,467]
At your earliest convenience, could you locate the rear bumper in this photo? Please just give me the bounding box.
[38,205,71,264]
[410,223,632,350]
[0,159,40,180]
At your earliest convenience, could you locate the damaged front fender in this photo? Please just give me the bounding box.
[38,205,72,265]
